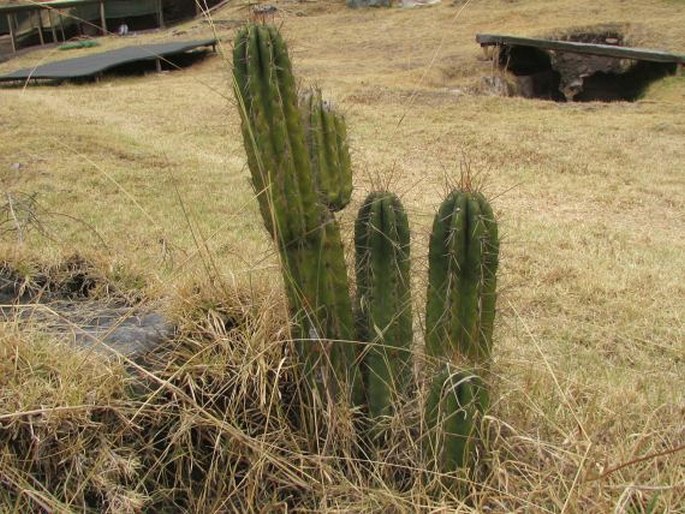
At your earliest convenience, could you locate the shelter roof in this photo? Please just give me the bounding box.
[0,38,216,82]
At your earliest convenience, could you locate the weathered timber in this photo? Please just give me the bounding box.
[476,34,685,65]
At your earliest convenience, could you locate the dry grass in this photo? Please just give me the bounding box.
[1,0,684,511]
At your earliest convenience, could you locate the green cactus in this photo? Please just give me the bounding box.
[354,191,413,420]
[425,190,499,365]
[233,24,361,404]
[232,27,501,483]
[233,24,321,243]
[300,89,353,212]
[425,368,488,474]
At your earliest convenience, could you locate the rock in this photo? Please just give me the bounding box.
[347,0,391,8]
[401,0,441,7]
[1,300,174,360]
[70,308,174,358]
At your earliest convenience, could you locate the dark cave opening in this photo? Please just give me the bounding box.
[497,41,679,102]
[572,61,677,101]
[498,45,565,101]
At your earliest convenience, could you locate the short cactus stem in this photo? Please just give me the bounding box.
[424,367,488,474]
[425,189,499,366]
[355,191,412,419]
[300,88,353,212]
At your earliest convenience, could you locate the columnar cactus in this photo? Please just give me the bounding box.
[354,191,413,419]
[232,25,502,488]
[233,24,361,404]
[300,89,353,212]
[425,368,488,473]
[425,190,499,365]
[232,25,322,243]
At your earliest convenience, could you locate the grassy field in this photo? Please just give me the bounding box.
[1,0,684,512]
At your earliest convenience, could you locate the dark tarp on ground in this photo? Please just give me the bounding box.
[0,38,216,81]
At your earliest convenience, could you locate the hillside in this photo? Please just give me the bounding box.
[1,0,683,511]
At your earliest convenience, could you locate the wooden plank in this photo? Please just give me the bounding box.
[48,10,58,43]
[7,13,16,53]
[36,10,45,46]
[0,39,218,82]
[59,11,66,41]
[476,34,685,65]
[0,1,102,16]
[99,0,107,36]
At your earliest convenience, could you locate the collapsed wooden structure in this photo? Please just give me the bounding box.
[476,33,684,101]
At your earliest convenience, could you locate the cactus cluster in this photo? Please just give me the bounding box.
[232,24,500,486]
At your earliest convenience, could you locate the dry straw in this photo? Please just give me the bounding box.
[1,0,684,511]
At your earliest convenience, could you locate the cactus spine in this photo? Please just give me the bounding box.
[425,190,499,365]
[300,89,353,212]
[233,25,361,404]
[354,192,412,419]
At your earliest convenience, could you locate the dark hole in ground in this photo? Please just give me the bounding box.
[573,61,677,101]
[498,46,564,101]
[495,29,680,102]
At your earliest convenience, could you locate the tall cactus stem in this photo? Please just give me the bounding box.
[233,24,361,404]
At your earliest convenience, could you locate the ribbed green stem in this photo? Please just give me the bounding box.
[300,88,353,212]
[355,191,412,419]
[233,24,321,243]
[425,367,488,473]
[475,192,499,360]
[233,24,361,404]
[425,190,499,365]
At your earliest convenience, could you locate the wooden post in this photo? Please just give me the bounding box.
[36,9,46,46]
[48,9,58,43]
[158,0,165,29]
[156,58,162,72]
[7,13,16,53]
[99,0,107,35]
[59,12,66,41]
